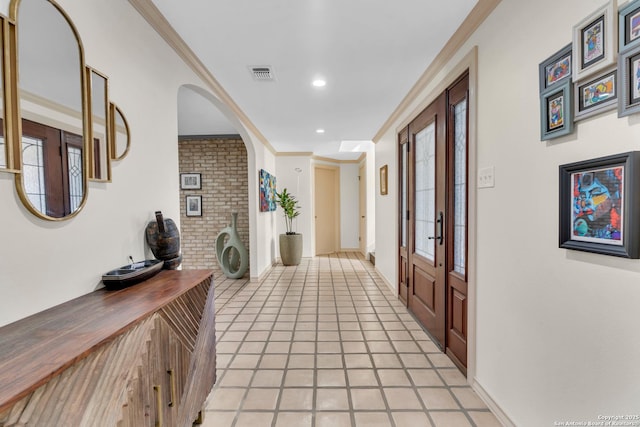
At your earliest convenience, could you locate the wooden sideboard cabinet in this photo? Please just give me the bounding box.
[0,269,216,427]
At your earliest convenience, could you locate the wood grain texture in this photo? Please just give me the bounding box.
[0,269,213,418]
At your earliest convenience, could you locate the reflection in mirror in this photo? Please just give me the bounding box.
[111,104,130,161]
[90,69,109,181]
[16,0,87,219]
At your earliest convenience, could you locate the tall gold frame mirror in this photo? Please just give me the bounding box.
[88,67,110,182]
[0,18,7,171]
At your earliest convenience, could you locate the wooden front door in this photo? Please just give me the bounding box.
[399,73,469,373]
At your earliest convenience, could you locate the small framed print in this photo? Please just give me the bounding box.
[540,81,573,140]
[559,151,640,258]
[573,0,618,82]
[574,66,617,121]
[539,43,572,93]
[380,165,388,195]
[185,195,202,217]
[618,45,640,117]
[619,0,640,51]
[180,173,201,190]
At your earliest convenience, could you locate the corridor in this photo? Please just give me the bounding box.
[202,253,500,427]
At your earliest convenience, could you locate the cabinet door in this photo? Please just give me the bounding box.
[118,315,190,427]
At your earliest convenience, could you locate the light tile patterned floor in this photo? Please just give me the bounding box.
[202,252,501,427]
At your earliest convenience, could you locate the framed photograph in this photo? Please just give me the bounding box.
[539,43,572,93]
[185,195,202,217]
[619,0,640,51]
[617,45,640,116]
[540,81,573,140]
[559,151,640,258]
[180,173,201,190]
[574,65,617,120]
[380,164,388,195]
[259,169,277,212]
[573,0,617,82]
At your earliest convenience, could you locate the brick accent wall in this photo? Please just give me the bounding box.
[178,138,249,277]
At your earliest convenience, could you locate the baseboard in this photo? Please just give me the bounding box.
[250,264,273,282]
[374,266,396,294]
[471,379,515,427]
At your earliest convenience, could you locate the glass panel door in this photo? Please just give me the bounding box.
[453,100,467,276]
[414,123,436,261]
[401,142,408,248]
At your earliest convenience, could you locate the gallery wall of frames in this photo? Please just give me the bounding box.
[0,0,130,221]
[540,0,640,258]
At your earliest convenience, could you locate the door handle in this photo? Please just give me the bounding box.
[427,211,444,245]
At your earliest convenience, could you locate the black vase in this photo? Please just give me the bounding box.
[145,211,182,269]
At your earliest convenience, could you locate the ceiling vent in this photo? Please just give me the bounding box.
[250,66,275,81]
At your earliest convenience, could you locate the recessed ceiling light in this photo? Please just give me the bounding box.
[316,129,325,134]
[312,79,326,88]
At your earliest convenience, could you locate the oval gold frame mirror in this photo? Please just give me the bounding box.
[10,0,89,220]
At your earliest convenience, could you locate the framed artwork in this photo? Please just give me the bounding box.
[380,165,388,195]
[619,0,640,51]
[185,195,202,217]
[539,43,572,93]
[180,173,201,190]
[572,0,617,82]
[540,81,573,140]
[259,169,277,212]
[574,65,617,120]
[617,45,640,117]
[559,151,640,258]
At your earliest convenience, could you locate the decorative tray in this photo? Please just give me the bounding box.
[101,259,164,289]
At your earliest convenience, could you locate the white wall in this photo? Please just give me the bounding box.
[375,0,640,424]
[0,0,276,324]
[275,156,313,257]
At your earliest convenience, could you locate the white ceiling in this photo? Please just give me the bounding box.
[155,0,478,160]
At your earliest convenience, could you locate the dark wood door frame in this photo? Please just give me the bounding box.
[398,72,470,374]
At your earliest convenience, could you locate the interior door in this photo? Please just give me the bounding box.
[314,165,339,255]
[399,73,469,372]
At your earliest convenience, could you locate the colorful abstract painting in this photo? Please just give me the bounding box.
[571,166,624,244]
[548,94,564,130]
[259,169,277,212]
[546,55,571,87]
[581,73,615,108]
[631,10,640,42]
[582,18,604,66]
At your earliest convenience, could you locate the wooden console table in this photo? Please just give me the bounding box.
[0,269,216,427]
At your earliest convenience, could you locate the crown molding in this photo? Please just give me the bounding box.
[128,0,277,155]
[178,134,242,141]
[312,154,364,164]
[372,0,501,142]
[276,152,314,157]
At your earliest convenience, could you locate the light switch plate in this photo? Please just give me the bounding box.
[478,166,495,188]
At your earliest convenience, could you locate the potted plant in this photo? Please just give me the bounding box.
[275,188,302,266]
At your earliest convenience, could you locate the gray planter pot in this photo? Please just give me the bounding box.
[279,233,303,266]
